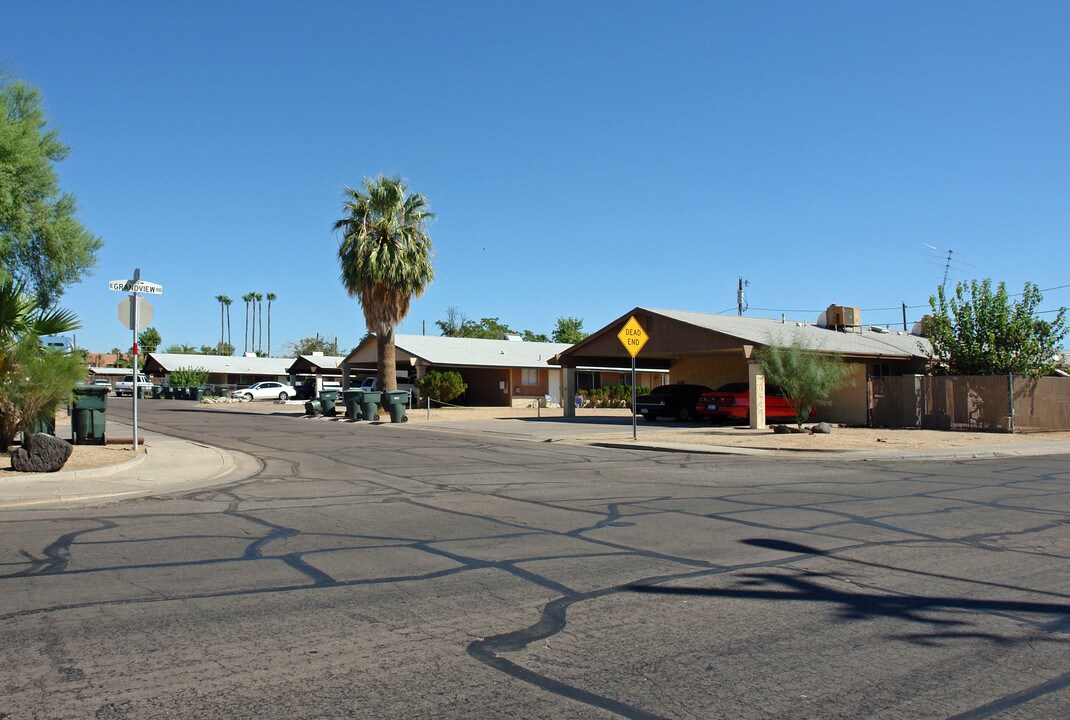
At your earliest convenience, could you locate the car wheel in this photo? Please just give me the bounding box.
[243,393,254,401]
[278,392,288,401]
[677,407,691,422]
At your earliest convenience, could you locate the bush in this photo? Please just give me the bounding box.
[416,370,467,403]
[169,367,210,387]
[755,339,854,427]
[0,340,86,450]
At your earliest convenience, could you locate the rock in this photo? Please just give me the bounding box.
[10,433,73,473]
[811,422,832,434]
[772,425,791,434]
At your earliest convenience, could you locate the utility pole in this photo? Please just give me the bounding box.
[737,277,749,316]
[902,302,908,331]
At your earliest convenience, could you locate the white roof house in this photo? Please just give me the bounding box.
[142,353,293,383]
[345,334,572,370]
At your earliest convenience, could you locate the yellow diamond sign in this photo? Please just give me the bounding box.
[617,316,649,357]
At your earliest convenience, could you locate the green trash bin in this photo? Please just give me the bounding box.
[319,390,339,417]
[71,384,108,445]
[359,391,382,421]
[162,386,172,400]
[383,390,409,423]
[191,387,204,401]
[342,390,363,420]
[28,413,56,436]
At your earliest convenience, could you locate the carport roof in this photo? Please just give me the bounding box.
[286,355,345,375]
[344,334,572,370]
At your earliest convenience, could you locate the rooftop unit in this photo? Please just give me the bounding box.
[825,304,861,330]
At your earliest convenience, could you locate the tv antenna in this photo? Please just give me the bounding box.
[922,243,976,288]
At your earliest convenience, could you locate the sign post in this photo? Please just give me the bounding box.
[110,269,163,449]
[616,316,649,440]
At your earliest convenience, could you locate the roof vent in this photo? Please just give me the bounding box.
[502,334,523,342]
[869,326,889,334]
[311,351,324,356]
[244,352,257,358]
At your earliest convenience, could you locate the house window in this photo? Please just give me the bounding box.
[522,368,539,385]
[871,363,892,378]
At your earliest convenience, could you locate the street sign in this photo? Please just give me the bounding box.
[617,316,649,357]
[118,296,153,330]
[109,279,163,294]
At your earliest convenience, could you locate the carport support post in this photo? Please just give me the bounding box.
[748,360,766,430]
[563,367,577,419]
[630,354,637,440]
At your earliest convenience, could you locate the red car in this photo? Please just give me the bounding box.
[694,383,802,424]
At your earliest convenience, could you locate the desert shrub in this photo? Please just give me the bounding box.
[417,370,467,403]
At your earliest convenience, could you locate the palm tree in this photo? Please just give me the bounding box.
[266,292,276,356]
[242,292,255,353]
[215,295,227,353]
[223,296,233,350]
[254,292,264,354]
[334,175,435,391]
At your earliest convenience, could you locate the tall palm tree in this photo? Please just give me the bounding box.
[242,292,255,353]
[215,295,227,353]
[254,292,264,354]
[334,175,435,391]
[223,296,233,350]
[266,292,276,356]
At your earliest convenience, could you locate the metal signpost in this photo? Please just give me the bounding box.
[616,316,649,440]
[109,269,163,449]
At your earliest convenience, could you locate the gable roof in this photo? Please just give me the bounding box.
[648,308,930,358]
[286,355,345,375]
[143,353,293,376]
[344,334,572,369]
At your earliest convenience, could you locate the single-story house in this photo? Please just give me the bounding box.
[142,353,293,387]
[553,307,931,425]
[341,334,668,407]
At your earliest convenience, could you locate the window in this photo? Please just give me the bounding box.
[522,368,539,385]
[871,363,891,378]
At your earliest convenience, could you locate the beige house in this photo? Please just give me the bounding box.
[554,307,930,425]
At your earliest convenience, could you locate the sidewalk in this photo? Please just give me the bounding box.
[0,421,261,510]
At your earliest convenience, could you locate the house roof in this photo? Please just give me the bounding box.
[555,307,930,366]
[143,353,293,375]
[344,334,573,369]
[286,355,345,375]
[647,308,930,359]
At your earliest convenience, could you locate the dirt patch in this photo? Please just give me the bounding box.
[2,418,141,477]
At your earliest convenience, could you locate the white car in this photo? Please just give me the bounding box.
[231,381,296,401]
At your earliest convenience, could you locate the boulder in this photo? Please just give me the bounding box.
[10,433,73,473]
[772,424,792,434]
[812,422,832,434]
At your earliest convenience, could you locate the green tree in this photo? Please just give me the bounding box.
[255,292,264,354]
[165,343,199,354]
[223,296,233,347]
[416,370,467,403]
[138,326,161,353]
[215,294,229,352]
[284,334,339,357]
[755,339,854,428]
[552,316,587,344]
[0,278,82,449]
[1,78,103,308]
[435,306,467,337]
[522,330,549,342]
[335,175,434,392]
[927,279,1068,377]
[217,342,235,356]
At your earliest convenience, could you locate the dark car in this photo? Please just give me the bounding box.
[635,384,712,421]
[694,383,801,424]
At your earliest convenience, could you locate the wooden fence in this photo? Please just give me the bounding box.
[868,375,1070,433]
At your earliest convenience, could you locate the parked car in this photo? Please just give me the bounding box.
[91,379,112,390]
[231,381,297,401]
[115,374,154,397]
[635,384,712,421]
[694,383,802,424]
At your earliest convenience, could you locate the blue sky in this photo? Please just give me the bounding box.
[3,1,1067,354]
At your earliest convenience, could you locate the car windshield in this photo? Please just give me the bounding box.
[714,383,749,394]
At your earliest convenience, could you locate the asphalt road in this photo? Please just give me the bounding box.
[2,402,1069,719]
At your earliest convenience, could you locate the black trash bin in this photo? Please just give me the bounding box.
[383,390,409,423]
[151,386,161,399]
[359,391,382,421]
[71,384,108,444]
[342,390,363,420]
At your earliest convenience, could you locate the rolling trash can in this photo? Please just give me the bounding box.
[359,391,382,422]
[383,390,409,423]
[151,386,161,399]
[71,384,108,445]
[318,390,339,417]
[342,390,363,420]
